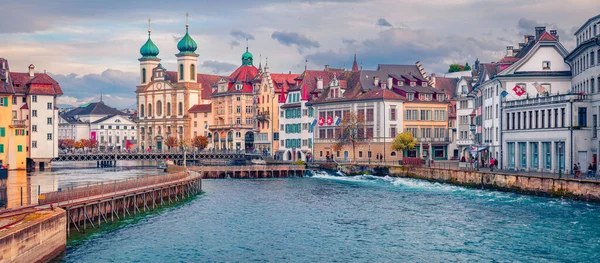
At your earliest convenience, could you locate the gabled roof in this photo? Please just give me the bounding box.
[20,103,28,110]
[59,114,87,124]
[538,31,558,41]
[63,101,126,117]
[10,72,62,95]
[189,103,211,112]
[270,73,299,93]
[433,77,458,97]
[92,114,119,124]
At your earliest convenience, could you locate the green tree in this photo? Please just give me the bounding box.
[448,64,463,73]
[391,131,418,155]
[333,112,366,163]
[464,62,471,71]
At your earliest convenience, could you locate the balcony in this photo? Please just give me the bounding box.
[417,137,449,143]
[10,119,27,128]
[209,124,254,130]
[503,94,590,109]
[456,139,473,145]
[256,111,270,121]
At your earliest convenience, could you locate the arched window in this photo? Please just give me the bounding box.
[156,100,162,116]
[178,102,183,115]
[179,64,184,80]
[140,104,145,117]
[142,68,146,83]
[148,103,152,117]
[167,102,171,116]
[391,151,397,157]
[190,64,195,80]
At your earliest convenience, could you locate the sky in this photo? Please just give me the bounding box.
[0,0,598,109]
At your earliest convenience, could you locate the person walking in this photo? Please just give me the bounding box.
[490,158,495,171]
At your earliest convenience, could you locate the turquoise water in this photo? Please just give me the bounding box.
[57,173,600,262]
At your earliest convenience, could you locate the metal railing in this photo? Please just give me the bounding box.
[503,94,590,109]
[10,119,27,128]
[39,171,192,205]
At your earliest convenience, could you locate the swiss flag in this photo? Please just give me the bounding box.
[512,85,526,97]
[326,116,333,125]
[318,117,325,126]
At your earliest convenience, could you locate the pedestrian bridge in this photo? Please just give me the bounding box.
[51,152,251,162]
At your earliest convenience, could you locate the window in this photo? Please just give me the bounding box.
[142,68,146,83]
[542,61,551,70]
[32,125,37,132]
[578,107,587,127]
[140,104,145,117]
[530,142,539,169]
[508,142,515,169]
[47,117,52,125]
[179,64,184,80]
[390,107,396,121]
[190,64,195,80]
[519,142,526,169]
[32,110,37,117]
[179,102,183,115]
[460,101,468,109]
[12,96,16,104]
[543,142,552,169]
[32,141,37,148]
[366,109,374,121]
[592,51,595,66]
[32,95,37,102]
[407,93,414,101]
[47,102,52,110]
[148,103,152,117]
[390,126,397,136]
[47,133,52,140]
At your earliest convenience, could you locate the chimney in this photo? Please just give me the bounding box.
[506,46,514,57]
[550,30,559,40]
[535,26,546,40]
[387,76,393,89]
[317,78,323,90]
[373,76,380,86]
[324,65,329,71]
[527,35,535,43]
[28,64,35,78]
[430,73,436,88]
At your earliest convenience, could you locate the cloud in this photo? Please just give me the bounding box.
[271,31,320,53]
[342,38,357,45]
[230,29,255,40]
[201,60,238,74]
[50,69,138,109]
[376,18,392,27]
[306,27,505,73]
[229,40,241,49]
[172,35,183,43]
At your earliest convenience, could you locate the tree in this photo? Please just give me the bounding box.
[165,136,178,151]
[61,139,75,149]
[178,138,189,151]
[333,112,366,163]
[192,136,209,150]
[74,140,84,150]
[391,131,418,156]
[464,62,472,71]
[448,64,463,73]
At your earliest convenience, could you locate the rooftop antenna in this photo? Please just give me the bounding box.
[246,38,249,52]
[304,59,307,71]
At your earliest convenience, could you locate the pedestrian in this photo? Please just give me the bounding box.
[588,163,593,178]
[490,158,494,171]
[574,163,580,178]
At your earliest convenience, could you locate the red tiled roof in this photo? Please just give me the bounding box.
[539,31,558,41]
[433,77,458,97]
[163,71,221,100]
[498,57,520,64]
[10,72,62,95]
[270,73,299,93]
[228,65,258,83]
[189,103,212,112]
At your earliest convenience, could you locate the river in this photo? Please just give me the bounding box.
[31,168,600,262]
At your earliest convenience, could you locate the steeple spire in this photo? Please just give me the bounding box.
[352,53,359,72]
[185,12,189,31]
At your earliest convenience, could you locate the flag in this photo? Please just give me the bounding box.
[500,90,508,98]
[318,117,325,126]
[512,85,526,97]
[334,116,341,126]
[326,116,333,125]
[533,82,546,94]
[311,119,317,127]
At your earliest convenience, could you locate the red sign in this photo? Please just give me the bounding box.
[318,117,325,126]
[326,116,333,125]
[512,85,526,97]
[90,131,96,141]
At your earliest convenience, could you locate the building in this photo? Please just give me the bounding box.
[59,101,137,150]
[565,14,600,173]
[253,63,298,156]
[189,103,212,143]
[451,75,476,160]
[135,23,219,152]
[1,59,62,170]
[0,59,26,170]
[209,47,259,151]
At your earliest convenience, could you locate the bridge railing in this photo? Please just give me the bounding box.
[39,171,191,205]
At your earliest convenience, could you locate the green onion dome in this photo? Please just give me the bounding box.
[177,25,197,55]
[242,47,253,66]
[140,31,159,58]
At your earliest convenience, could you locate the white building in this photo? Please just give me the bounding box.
[91,115,137,150]
[565,14,600,173]
[9,64,62,170]
[453,76,476,160]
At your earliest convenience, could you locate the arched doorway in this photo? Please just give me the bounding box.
[286,150,292,161]
[213,132,219,149]
[245,132,254,152]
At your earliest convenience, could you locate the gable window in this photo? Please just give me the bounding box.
[542,61,551,70]
[407,93,414,101]
[179,64,184,80]
[147,103,152,117]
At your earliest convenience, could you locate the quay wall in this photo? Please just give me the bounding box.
[337,165,600,202]
[0,208,66,263]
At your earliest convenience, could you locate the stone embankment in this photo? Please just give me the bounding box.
[336,164,600,202]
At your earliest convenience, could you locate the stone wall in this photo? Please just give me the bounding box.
[392,166,600,202]
[0,208,66,263]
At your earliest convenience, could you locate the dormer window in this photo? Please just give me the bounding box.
[438,94,446,101]
[236,84,243,90]
[410,82,416,87]
[398,82,403,86]
[407,93,414,101]
[381,83,387,89]
[422,82,427,87]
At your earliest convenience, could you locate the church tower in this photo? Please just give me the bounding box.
[139,19,160,85]
[176,13,199,83]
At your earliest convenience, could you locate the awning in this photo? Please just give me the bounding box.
[469,146,488,154]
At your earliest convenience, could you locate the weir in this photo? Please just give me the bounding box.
[189,165,305,179]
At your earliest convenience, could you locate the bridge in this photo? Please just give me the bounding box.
[51,152,257,163]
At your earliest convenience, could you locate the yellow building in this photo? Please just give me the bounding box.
[253,63,298,155]
[0,92,27,170]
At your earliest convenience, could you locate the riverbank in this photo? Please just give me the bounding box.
[334,164,600,202]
